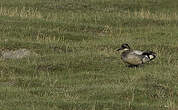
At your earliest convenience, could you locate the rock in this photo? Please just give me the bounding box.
[0,49,37,59]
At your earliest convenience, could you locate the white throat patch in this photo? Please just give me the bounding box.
[123,48,129,51]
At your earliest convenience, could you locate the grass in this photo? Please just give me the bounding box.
[0,0,178,110]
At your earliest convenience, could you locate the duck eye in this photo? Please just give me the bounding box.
[123,45,129,48]
[122,45,126,48]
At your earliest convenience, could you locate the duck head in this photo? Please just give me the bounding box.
[116,43,131,52]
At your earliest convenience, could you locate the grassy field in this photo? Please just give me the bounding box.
[0,0,178,109]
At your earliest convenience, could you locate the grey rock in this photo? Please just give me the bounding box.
[0,49,37,59]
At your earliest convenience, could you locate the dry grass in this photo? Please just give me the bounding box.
[0,0,178,110]
[0,7,42,19]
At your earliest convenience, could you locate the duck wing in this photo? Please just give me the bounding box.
[121,50,144,65]
[131,50,156,63]
[142,51,156,62]
[131,50,143,55]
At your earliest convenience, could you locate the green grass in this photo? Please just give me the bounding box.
[0,0,178,110]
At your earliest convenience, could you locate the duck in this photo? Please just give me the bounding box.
[116,43,156,67]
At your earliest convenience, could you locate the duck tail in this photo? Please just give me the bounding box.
[142,51,156,61]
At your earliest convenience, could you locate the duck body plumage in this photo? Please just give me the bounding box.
[121,50,151,66]
[117,44,156,67]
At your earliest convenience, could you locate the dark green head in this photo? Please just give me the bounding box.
[116,43,131,51]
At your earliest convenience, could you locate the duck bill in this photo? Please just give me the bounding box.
[116,48,123,51]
